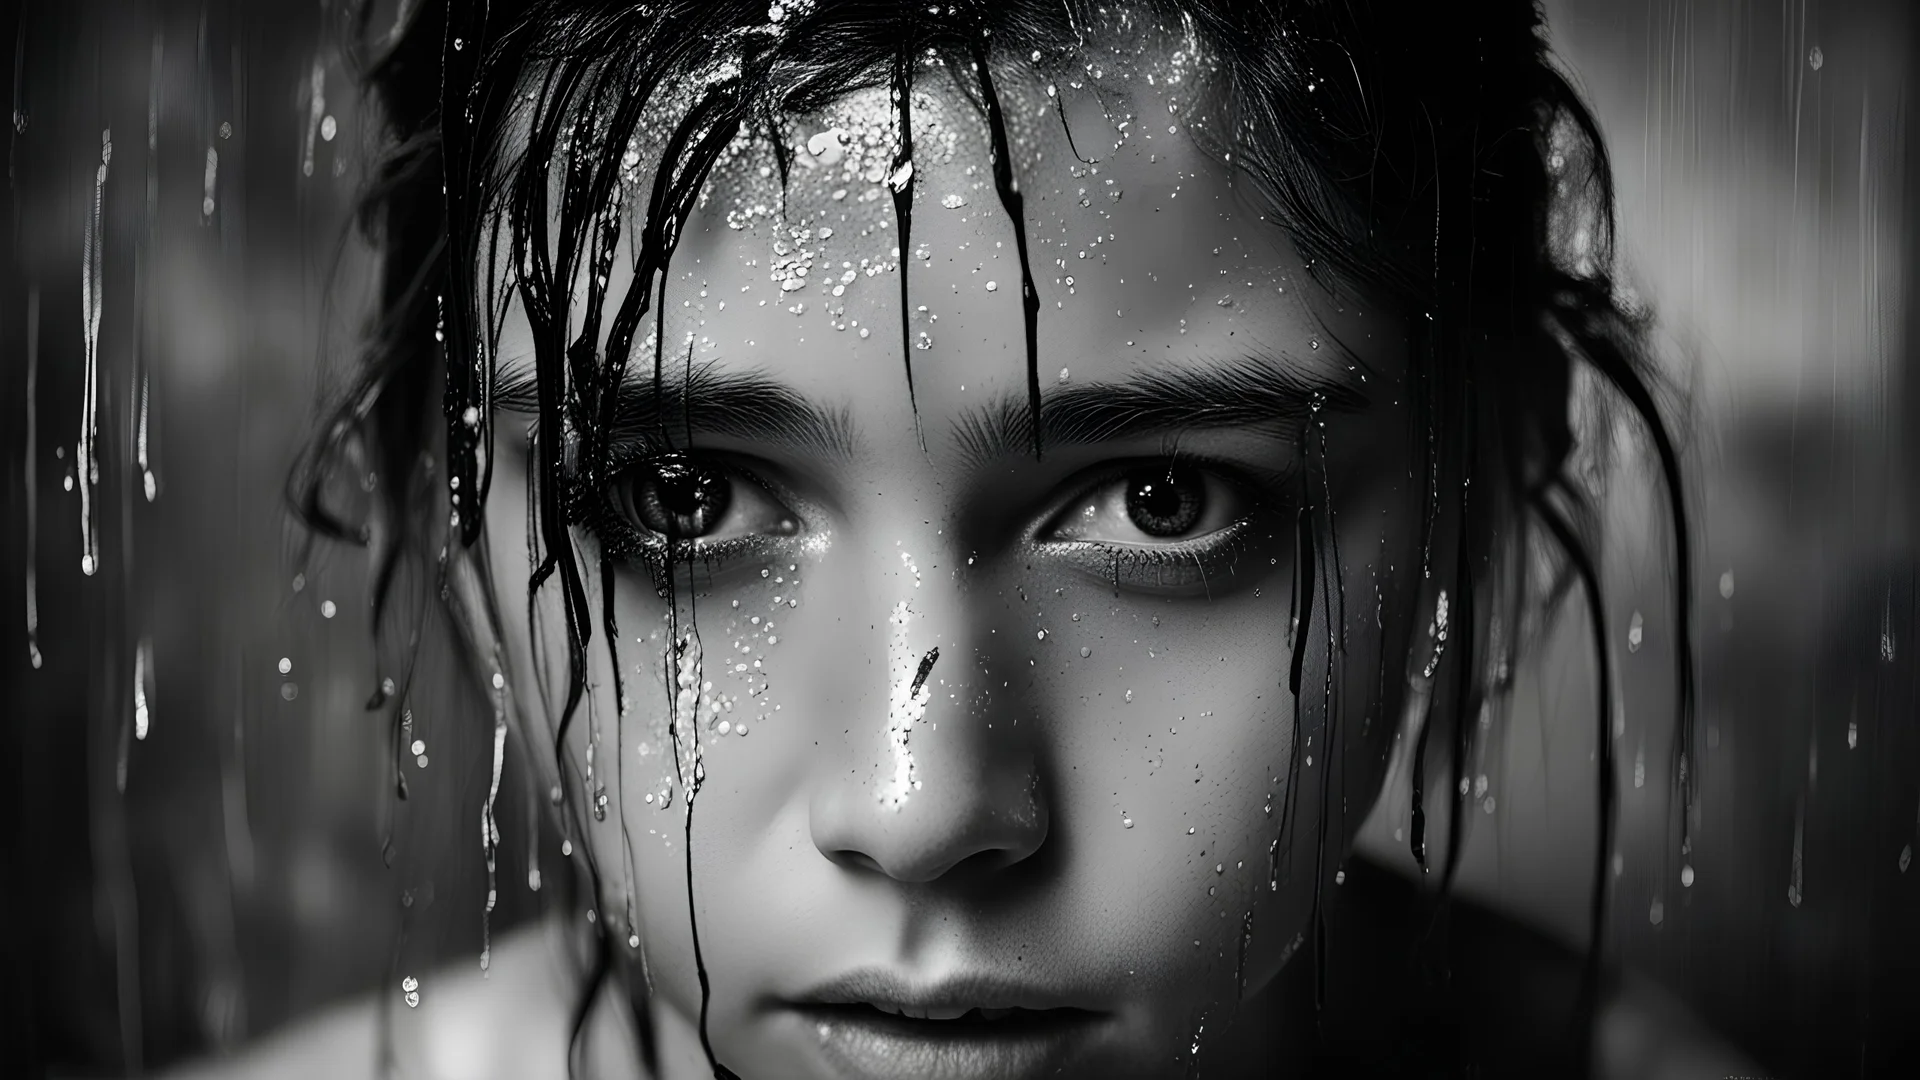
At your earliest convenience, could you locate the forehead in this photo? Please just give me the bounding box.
[505,51,1402,454]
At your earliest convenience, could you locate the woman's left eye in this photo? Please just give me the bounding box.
[608,455,798,547]
[1043,463,1247,546]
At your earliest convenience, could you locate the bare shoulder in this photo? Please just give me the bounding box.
[163,919,636,1080]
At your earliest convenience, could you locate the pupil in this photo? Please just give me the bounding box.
[1125,466,1204,537]
[631,459,730,539]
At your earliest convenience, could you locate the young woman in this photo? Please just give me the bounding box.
[181,1,1753,1076]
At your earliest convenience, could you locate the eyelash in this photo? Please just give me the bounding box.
[1034,460,1294,590]
[570,450,799,575]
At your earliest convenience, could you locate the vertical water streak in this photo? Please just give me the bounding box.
[201,144,218,221]
[136,373,154,501]
[79,130,110,576]
[480,671,508,970]
[132,638,152,741]
[301,58,325,178]
[24,287,40,667]
[1788,795,1805,907]
[138,33,160,503]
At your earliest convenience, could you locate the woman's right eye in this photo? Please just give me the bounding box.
[609,456,798,546]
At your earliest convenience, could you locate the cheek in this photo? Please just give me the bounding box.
[1018,506,1406,987]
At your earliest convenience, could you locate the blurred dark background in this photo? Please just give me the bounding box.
[2,1,1917,1076]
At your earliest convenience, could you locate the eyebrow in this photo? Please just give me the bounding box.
[495,358,859,459]
[949,352,1370,465]
[494,350,1367,463]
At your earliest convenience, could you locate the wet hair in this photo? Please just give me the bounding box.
[293,1,1694,1076]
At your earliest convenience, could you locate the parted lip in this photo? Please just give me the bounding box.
[791,967,1103,1019]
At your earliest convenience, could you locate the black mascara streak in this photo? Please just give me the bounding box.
[972,42,1044,459]
[1274,505,1316,900]
[910,646,941,696]
[1052,91,1099,165]
[1289,510,1315,695]
[1311,469,1344,1019]
[890,36,926,452]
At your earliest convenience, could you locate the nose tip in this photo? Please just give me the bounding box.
[810,764,1049,884]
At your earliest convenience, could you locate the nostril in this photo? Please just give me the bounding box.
[831,849,887,875]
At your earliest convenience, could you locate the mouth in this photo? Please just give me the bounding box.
[789,971,1107,1080]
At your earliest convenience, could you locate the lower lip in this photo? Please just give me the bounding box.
[792,1006,1105,1080]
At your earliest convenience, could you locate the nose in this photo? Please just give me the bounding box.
[805,564,1049,884]
[810,726,1052,880]
[809,728,1049,883]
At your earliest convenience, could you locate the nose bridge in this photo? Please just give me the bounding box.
[805,532,1049,884]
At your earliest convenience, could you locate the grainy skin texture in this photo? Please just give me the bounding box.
[477,72,1421,1079]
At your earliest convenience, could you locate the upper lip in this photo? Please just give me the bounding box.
[792,968,1101,1021]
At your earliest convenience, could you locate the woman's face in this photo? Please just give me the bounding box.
[482,69,1419,1080]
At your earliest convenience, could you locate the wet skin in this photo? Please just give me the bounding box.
[476,68,1421,1080]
